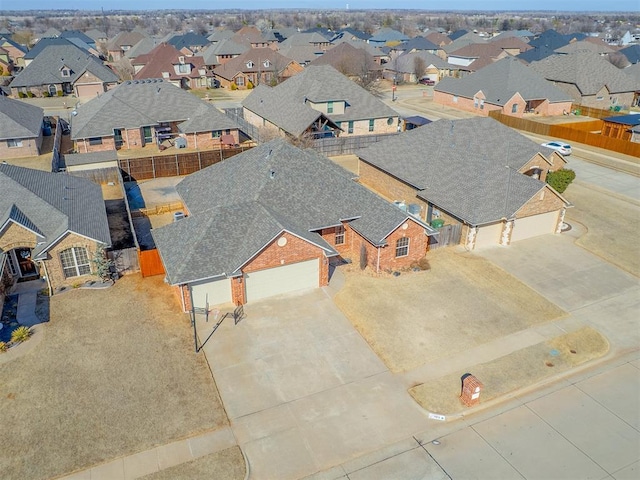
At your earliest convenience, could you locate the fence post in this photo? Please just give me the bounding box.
[175,154,179,176]
[198,151,202,171]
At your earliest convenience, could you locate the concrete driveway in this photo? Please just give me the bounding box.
[198,288,431,479]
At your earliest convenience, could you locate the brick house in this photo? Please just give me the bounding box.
[106,31,147,62]
[0,96,44,159]
[132,43,214,89]
[152,140,437,310]
[357,117,571,250]
[434,57,573,117]
[0,164,111,293]
[242,65,400,141]
[71,79,240,153]
[9,43,118,98]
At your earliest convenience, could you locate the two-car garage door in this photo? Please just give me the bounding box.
[244,259,319,303]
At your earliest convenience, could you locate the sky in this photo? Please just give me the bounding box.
[3,1,637,12]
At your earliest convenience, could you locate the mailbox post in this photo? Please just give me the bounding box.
[460,373,483,407]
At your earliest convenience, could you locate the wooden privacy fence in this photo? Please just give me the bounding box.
[311,133,399,156]
[118,146,251,181]
[139,249,165,277]
[569,103,627,120]
[488,111,640,158]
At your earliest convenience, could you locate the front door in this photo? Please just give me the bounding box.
[13,248,38,278]
[48,84,57,96]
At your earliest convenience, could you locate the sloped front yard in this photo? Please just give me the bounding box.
[334,249,566,373]
[0,275,229,480]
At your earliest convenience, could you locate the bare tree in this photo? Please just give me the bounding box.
[607,52,628,69]
[113,57,135,81]
[413,56,427,82]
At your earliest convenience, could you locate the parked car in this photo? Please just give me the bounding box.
[541,141,572,156]
[419,78,435,86]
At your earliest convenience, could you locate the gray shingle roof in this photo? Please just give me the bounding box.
[0,96,43,140]
[11,44,117,88]
[242,65,398,137]
[529,51,640,95]
[0,164,111,258]
[71,79,238,139]
[434,57,573,105]
[356,117,563,226]
[153,139,433,285]
[395,51,450,73]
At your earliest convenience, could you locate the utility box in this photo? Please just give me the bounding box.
[460,373,483,407]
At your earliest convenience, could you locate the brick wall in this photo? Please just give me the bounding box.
[77,136,117,153]
[194,129,240,149]
[520,152,565,182]
[341,117,398,136]
[42,234,100,291]
[0,222,37,252]
[359,161,424,208]
[0,136,41,158]
[515,186,565,219]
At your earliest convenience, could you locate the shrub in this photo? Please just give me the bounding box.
[0,341,7,353]
[26,91,33,98]
[43,91,50,97]
[11,326,31,343]
[246,81,254,89]
[18,92,26,98]
[547,168,576,194]
[230,83,238,90]
[57,90,63,96]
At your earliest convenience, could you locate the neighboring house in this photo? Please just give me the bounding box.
[71,78,240,153]
[601,114,640,142]
[106,31,147,61]
[488,36,533,56]
[132,43,213,89]
[60,30,97,50]
[197,38,249,68]
[528,29,571,51]
[10,44,118,98]
[331,28,371,43]
[213,48,303,89]
[23,37,95,67]
[0,46,12,74]
[277,32,333,66]
[356,117,571,250]
[124,36,163,60]
[308,43,382,80]
[231,26,275,49]
[368,28,410,46]
[388,51,453,83]
[434,57,573,117]
[618,44,640,65]
[0,36,27,68]
[166,32,211,55]
[85,29,108,45]
[207,29,235,43]
[446,42,508,73]
[425,31,452,47]
[530,51,640,109]
[40,27,61,38]
[0,96,44,158]
[242,65,400,139]
[394,36,440,55]
[0,163,111,293]
[152,139,437,309]
[554,40,614,56]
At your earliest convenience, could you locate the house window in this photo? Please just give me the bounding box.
[511,104,518,113]
[395,237,409,258]
[480,99,484,110]
[235,77,245,86]
[453,96,458,103]
[7,139,23,148]
[178,64,189,73]
[61,68,70,77]
[369,119,374,132]
[114,129,123,147]
[348,121,354,134]
[89,137,102,146]
[60,247,91,278]
[474,98,478,108]
[225,129,231,135]
[263,60,270,68]
[596,95,603,101]
[335,225,345,245]
[212,130,221,138]
[246,61,254,68]
[327,101,334,114]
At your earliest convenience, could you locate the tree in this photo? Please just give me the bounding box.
[607,52,628,69]
[113,57,135,81]
[92,244,115,283]
[413,56,427,83]
[546,169,576,194]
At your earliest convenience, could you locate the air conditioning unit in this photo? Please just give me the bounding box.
[393,201,407,212]
[173,211,185,222]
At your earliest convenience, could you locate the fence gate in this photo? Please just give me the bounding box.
[430,223,462,249]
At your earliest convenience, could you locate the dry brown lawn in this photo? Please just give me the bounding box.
[334,249,566,373]
[564,182,640,277]
[0,275,230,480]
[409,327,609,415]
[141,446,245,480]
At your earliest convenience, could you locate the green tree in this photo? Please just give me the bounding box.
[546,169,576,194]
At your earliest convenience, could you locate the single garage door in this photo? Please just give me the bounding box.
[474,222,503,249]
[244,259,319,303]
[511,211,559,243]
[191,277,232,309]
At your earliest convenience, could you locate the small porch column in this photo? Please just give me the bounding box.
[555,207,567,234]
[500,220,513,246]
[466,225,477,250]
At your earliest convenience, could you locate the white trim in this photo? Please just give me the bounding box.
[35,230,107,259]
[0,218,45,238]
[395,237,410,258]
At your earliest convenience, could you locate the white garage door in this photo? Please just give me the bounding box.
[474,222,503,249]
[244,259,319,303]
[511,211,559,243]
[191,278,232,309]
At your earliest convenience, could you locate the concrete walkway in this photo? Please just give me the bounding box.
[57,427,237,480]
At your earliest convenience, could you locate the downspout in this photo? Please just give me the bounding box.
[179,284,186,313]
[39,260,53,297]
[376,246,381,274]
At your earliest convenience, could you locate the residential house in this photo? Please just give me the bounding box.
[10,44,118,98]
[231,26,275,49]
[368,28,409,46]
[434,57,573,117]
[394,36,440,55]
[555,40,614,56]
[331,28,371,43]
[388,51,452,83]
[124,36,163,60]
[446,42,508,74]
[152,139,437,309]
[0,46,12,75]
[0,36,27,69]
[242,65,400,140]
[132,43,213,89]
[530,51,640,109]
[166,32,210,55]
[197,38,249,70]
[357,117,571,250]
[601,114,640,142]
[22,37,96,67]
[40,27,61,38]
[276,32,333,66]
[425,31,452,48]
[106,31,147,61]
[207,29,235,43]
[0,163,111,293]
[85,29,108,45]
[213,48,303,89]
[71,78,240,153]
[60,30,97,50]
[0,96,44,158]
[618,44,640,65]
[488,36,533,56]
[308,43,382,80]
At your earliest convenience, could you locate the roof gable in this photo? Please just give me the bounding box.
[0,96,43,140]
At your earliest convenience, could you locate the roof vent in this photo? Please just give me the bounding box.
[269,169,276,179]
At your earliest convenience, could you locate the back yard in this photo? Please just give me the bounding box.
[333,249,566,373]
[0,275,232,480]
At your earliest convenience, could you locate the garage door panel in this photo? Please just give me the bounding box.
[512,211,559,243]
[245,259,319,303]
[191,278,232,309]
[475,222,503,249]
